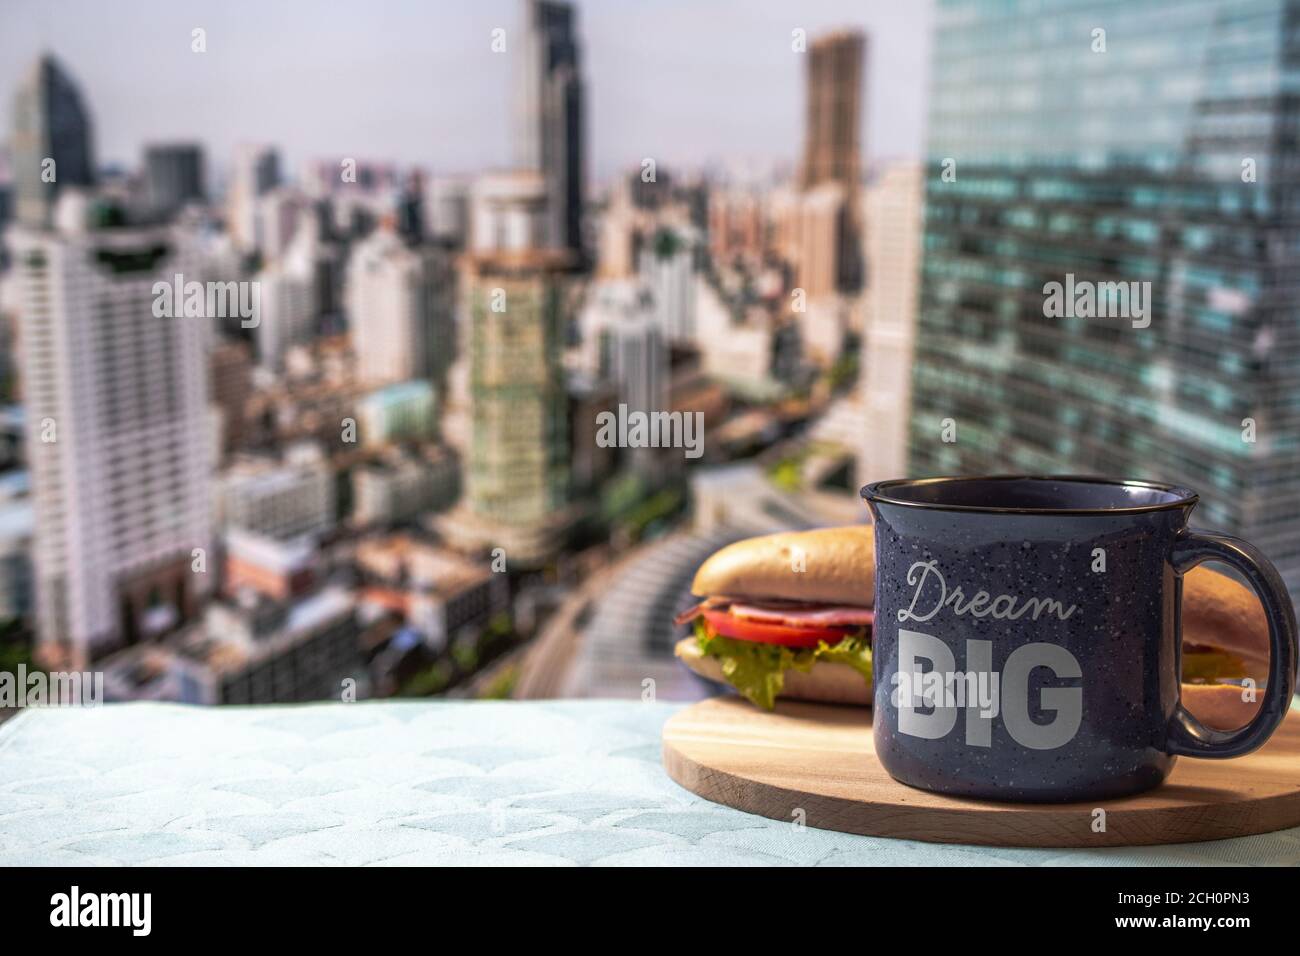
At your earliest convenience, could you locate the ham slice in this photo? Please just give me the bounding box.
[673,597,729,626]
[729,603,874,628]
[674,598,873,629]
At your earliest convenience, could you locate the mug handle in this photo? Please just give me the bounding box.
[1167,528,1298,758]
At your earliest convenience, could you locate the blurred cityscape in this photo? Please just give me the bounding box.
[0,0,1296,713]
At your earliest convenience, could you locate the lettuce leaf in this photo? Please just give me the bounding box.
[693,619,872,710]
[1182,649,1247,683]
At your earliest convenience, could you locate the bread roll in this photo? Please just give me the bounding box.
[691,525,874,607]
[1182,566,1270,673]
[1181,682,1264,732]
[677,637,1266,729]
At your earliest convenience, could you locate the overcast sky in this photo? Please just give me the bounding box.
[0,0,933,185]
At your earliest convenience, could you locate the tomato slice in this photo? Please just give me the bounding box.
[700,609,853,648]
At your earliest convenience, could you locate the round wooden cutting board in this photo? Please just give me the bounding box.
[662,697,1300,848]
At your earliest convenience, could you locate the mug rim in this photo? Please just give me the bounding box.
[861,474,1199,516]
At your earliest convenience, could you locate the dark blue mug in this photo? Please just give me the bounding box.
[861,475,1298,802]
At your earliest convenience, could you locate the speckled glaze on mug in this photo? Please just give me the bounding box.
[862,476,1297,803]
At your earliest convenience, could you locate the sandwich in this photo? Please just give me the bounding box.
[674,526,1271,730]
[673,526,875,710]
[1179,565,1269,730]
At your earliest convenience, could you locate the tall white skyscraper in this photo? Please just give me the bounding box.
[858,162,924,485]
[227,144,280,253]
[255,259,314,371]
[10,191,213,667]
[254,186,305,260]
[254,211,324,371]
[583,279,666,415]
[345,225,453,387]
[637,226,697,343]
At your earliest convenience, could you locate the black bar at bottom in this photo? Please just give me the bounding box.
[1,864,1283,940]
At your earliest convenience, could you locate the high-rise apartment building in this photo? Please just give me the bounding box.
[638,226,698,344]
[253,202,323,372]
[255,259,315,371]
[0,473,34,622]
[227,144,280,252]
[514,0,586,256]
[707,187,766,268]
[210,339,253,458]
[284,212,342,327]
[425,175,471,247]
[10,54,95,229]
[142,143,205,218]
[588,280,666,416]
[10,192,213,667]
[911,0,1300,590]
[771,182,847,301]
[254,186,305,260]
[460,263,572,555]
[800,29,865,291]
[345,225,454,387]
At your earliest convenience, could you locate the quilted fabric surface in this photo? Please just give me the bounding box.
[1,699,1298,866]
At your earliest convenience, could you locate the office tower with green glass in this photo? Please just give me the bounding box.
[911,0,1300,589]
[438,171,575,568]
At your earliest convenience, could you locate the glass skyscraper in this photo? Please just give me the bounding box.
[911,0,1300,589]
[514,0,586,257]
[10,54,95,229]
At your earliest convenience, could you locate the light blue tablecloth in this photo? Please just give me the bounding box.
[1,700,1297,866]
